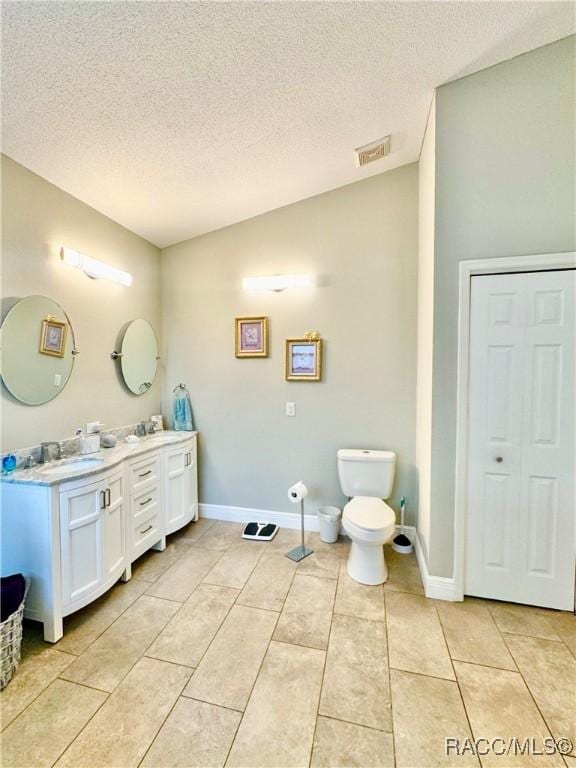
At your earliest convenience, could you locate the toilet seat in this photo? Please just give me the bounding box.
[343,496,394,531]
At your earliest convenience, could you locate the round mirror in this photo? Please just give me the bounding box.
[119,319,158,395]
[0,295,77,405]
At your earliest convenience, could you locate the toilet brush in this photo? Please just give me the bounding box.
[392,496,413,554]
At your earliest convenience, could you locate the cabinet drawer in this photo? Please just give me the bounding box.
[132,485,160,526]
[129,454,161,495]
[132,511,161,558]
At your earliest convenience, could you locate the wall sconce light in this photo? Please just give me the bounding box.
[242,274,312,292]
[61,247,133,287]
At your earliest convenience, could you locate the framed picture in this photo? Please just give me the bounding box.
[285,337,322,381]
[39,317,67,357]
[235,316,268,357]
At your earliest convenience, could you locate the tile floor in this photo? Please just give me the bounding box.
[1,519,574,768]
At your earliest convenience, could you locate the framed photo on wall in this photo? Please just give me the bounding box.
[285,337,322,381]
[39,317,67,357]
[235,316,268,357]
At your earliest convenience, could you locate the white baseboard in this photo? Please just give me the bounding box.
[412,528,461,601]
[199,504,461,601]
[199,503,320,531]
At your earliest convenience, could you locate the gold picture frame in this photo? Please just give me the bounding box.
[235,316,268,358]
[285,337,322,381]
[39,316,67,358]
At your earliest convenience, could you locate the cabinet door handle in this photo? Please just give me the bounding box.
[139,470,152,478]
[105,488,111,507]
[100,490,106,509]
[140,524,153,534]
[140,497,153,506]
[186,452,192,467]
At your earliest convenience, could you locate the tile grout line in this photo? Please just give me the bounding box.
[434,603,482,768]
[141,582,255,766]
[145,579,240,672]
[317,711,393,735]
[135,671,195,768]
[444,600,571,759]
[307,555,341,768]
[431,598,458,681]
[496,626,568,747]
[54,617,191,762]
[43,680,111,768]
[200,536,268,593]
[382,587,397,768]
[0,648,79,734]
[223,542,301,767]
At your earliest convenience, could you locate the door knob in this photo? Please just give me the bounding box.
[495,457,503,463]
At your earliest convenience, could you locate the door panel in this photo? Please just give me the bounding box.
[164,446,187,533]
[466,269,575,610]
[103,470,125,580]
[485,345,514,442]
[530,345,561,445]
[526,476,557,575]
[60,479,104,608]
[482,473,511,570]
[164,439,198,534]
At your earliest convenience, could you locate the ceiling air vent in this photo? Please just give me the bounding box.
[355,135,391,167]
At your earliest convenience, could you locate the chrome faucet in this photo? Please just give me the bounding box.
[135,421,155,437]
[39,442,63,464]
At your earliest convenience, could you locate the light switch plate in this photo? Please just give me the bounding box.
[286,402,296,417]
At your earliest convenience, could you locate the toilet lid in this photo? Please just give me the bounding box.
[344,497,395,531]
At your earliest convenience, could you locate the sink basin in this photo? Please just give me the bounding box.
[145,434,183,443]
[40,457,104,475]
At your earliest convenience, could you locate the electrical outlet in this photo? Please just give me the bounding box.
[286,402,296,417]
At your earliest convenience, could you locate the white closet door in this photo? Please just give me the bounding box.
[466,269,575,610]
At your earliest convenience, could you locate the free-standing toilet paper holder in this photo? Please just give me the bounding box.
[285,481,314,562]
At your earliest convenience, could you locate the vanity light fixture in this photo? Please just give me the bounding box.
[61,247,133,287]
[242,274,312,292]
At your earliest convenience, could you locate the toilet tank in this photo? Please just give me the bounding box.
[337,449,396,499]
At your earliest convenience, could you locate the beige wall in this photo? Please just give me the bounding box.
[416,96,436,562]
[1,156,162,451]
[161,165,418,520]
[429,36,576,576]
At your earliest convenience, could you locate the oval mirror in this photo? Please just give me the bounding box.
[0,295,77,405]
[118,319,158,395]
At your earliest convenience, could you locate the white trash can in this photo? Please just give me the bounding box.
[318,506,342,544]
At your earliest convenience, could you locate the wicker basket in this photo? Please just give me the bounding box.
[0,582,28,690]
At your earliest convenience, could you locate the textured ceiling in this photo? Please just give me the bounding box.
[2,2,574,247]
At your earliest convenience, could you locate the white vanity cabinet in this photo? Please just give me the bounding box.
[164,437,198,535]
[0,431,198,643]
[59,467,126,614]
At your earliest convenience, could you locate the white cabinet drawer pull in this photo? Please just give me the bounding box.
[140,524,153,534]
[139,470,152,478]
[140,497,153,506]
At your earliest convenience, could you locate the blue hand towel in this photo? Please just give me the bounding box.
[173,393,194,431]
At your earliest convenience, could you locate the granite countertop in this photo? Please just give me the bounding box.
[1,431,197,487]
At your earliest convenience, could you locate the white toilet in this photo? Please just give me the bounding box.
[338,448,396,585]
